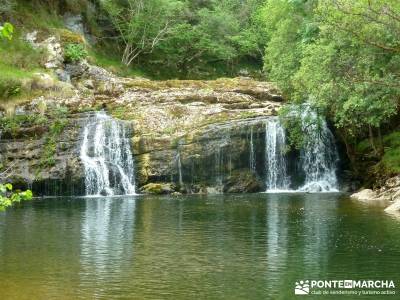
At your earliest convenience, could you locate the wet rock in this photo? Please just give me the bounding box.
[223,169,263,193]
[385,200,400,216]
[351,189,380,202]
[140,183,176,195]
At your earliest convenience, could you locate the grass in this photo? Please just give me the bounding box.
[13,3,64,30]
[381,131,400,174]
[0,34,47,101]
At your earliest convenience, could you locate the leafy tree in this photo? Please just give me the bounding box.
[262,0,400,168]
[100,0,184,66]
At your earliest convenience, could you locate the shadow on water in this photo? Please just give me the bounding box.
[0,193,399,299]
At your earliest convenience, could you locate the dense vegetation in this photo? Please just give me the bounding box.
[260,0,400,183]
[0,0,399,185]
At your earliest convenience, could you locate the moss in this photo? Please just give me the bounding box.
[39,107,69,168]
[140,183,176,195]
[57,29,85,45]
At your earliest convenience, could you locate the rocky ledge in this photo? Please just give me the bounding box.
[0,59,284,195]
[351,176,400,217]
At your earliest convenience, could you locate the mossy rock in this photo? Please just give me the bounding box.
[140,183,176,195]
[57,29,85,45]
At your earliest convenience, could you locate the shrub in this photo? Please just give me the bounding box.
[0,183,32,212]
[64,43,87,63]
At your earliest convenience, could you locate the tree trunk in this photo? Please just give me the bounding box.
[368,125,378,156]
[377,126,384,156]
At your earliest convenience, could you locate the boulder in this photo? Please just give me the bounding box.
[351,189,379,201]
[385,200,400,216]
[140,183,176,195]
[351,188,392,203]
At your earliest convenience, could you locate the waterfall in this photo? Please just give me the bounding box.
[298,107,339,192]
[264,118,290,191]
[249,126,256,173]
[263,108,339,192]
[80,111,136,196]
[176,148,183,186]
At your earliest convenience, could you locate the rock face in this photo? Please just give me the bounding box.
[351,175,400,216]
[0,113,86,195]
[0,64,284,195]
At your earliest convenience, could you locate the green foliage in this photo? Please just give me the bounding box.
[40,107,69,168]
[0,27,46,100]
[64,43,88,63]
[261,0,400,176]
[0,183,32,212]
[99,0,264,75]
[0,114,48,137]
[0,22,14,40]
[382,131,400,174]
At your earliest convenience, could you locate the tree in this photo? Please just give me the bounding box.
[100,0,184,66]
[261,0,400,165]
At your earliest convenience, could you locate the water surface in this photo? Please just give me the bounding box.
[0,193,399,299]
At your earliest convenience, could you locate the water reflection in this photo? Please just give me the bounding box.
[0,194,399,300]
[79,197,137,295]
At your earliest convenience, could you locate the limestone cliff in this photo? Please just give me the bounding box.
[0,61,283,195]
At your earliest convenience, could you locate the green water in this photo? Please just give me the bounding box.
[0,193,399,299]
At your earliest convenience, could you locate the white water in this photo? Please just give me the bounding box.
[265,118,290,191]
[264,109,339,193]
[249,126,256,173]
[80,111,136,196]
[176,149,183,186]
[297,107,339,192]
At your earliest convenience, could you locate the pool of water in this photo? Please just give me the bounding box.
[0,193,399,299]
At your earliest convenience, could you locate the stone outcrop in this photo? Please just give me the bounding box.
[0,58,284,195]
[351,175,400,216]
[0,113,86,195]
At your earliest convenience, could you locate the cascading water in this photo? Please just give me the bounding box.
[263,107,339,193]
[176,148,184,186]
[80,111,136,196]
[249,126,256,173]
[297,107,339,192]
[264,118,290,191]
